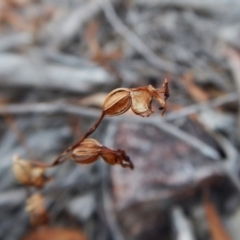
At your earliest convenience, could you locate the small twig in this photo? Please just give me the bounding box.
[152,120,220,160]
[164,92,239,121]
[203,189,231,240]
[212,133,240,192]
[2,112,36,160]
[0,54,115,93]
[97,0,177,73]
[225,48,240,134]
[171,206,195,240]
[0,101,100,117]
[0,32,33,52]
[49,0,120,48]
[100,123,125,240]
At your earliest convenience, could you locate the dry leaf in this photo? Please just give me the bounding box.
[22,227,87,240]
[26,194,49,227]
[72,138,134,169]
[12,155,51,188]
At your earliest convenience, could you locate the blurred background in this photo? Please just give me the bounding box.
[0,0,240,239]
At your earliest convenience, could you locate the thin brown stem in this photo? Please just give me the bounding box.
[46,112,105,167]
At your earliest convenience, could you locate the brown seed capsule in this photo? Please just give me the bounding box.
[103,88,131,116]
[26,193,49,227]
[12,155,51,188]
[130,87,154,117]
[72,138,134,169]
[72,138,102,164]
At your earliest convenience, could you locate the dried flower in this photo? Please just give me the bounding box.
[130,86,154,117]
[72,138,134,169]
[40,80,169,169]
[103,79,169,117]
[101,148,133,169]
[12,155,51,188]
[26,193,49,227]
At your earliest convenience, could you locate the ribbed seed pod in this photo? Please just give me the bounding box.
[72,138,102,164]
[103,88,131,116]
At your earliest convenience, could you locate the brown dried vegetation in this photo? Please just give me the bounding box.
[46,79,169,168]
[12,79,168,172]
[12,80,169,227]
[25,193,49,227]
[12,155,51,188]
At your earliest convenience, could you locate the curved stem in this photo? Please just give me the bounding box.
[47,112,105,167]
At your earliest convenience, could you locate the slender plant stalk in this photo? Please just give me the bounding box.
[46,112,105,167]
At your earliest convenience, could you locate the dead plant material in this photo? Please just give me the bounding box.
[22,227,87,240]
[1,106,36,159]
[78,93,108,108]
[25,193,49,227]
[30,80,169,169]
[103,80,169,117]
[12,155,51,188]
[203,191,231,240]
[72,138,134,169]
[85,20,122,66]
[181,73,210,102]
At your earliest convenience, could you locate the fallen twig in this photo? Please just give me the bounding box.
[203,190,231,240]
[171,206,195,240]
[164,92,239,121]
[225,47,240,134]
[212,133,240,192]
[46,0,120,48]
[97,0,178,73]
[0,54,115,93]
[100,123,125,240]
[0,33,33,52]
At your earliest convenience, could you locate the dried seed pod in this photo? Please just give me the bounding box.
[103,88,131,116]
[130,87,154,117]
[103,79,169,118]
[72,138,134,169]
[26,193,49,227]
[72,138,101,164]
[12,155,51,188]
[101,148,134,170]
